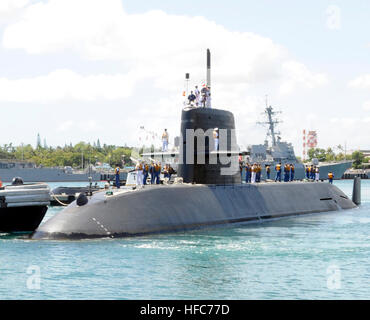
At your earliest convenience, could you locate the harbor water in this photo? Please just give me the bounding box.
[0,180,369,299]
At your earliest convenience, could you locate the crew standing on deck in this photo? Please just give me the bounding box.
[201,85,209,107]
[290,163,295,181]
[275,162,282,182]
[311,165,315,180]
[213,128,219,151]
[244,163,250,183]
[266,165,271,180]
[195,86,200,107]
[256,164,262,182]
[206,91,212,108]
[251,164,257,183]
[114,165,120,188]
[328,171,334,184]
[306,165,310,180]
[283,163,290,182]
[143,163,149,185]
[149,162,155,184]
[154,162,161,184]
[136,162,144,186]
[315,167,320,182]
[239,160,243,180]
[188,91,196,106]
[162,129,169,152]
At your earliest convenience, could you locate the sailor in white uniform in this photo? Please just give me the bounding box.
[213,128,219,151]
[195,86,200,107]
[136,162,144,186]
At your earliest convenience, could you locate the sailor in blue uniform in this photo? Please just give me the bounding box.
[275,163,282,182]
[143,163,149,185]
[290,164,295,181]
[266,165,271,180]
[114,166,120,189]
[149,162,155,184]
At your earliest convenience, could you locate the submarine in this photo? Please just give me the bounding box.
[32,50,358,240]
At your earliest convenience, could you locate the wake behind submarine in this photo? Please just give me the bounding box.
[32,52,358,240]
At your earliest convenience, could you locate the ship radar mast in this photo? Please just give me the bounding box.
[257,96,282,147]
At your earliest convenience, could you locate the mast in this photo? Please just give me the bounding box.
[206,49,211,89]
[257,97,282,147]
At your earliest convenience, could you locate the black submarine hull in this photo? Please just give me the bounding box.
[32,182,355,240]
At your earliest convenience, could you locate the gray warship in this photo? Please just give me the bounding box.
[245,105,352,180]
[0,160,127,183]
[32,50,357,240]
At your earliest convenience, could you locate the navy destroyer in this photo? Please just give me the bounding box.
[32,50,357,240]
[0,159,127,183]
[245,104,352,180]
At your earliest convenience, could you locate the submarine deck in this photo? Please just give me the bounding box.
[32,181,356,240]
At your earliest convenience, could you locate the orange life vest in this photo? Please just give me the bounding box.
[115,167,120,174]
[328,173,333,179]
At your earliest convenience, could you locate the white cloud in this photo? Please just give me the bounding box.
[279,61,328,95]
[0,0,30,21]
[349,74,370,89]
[363,101,370,111]
[0,0,331,148]
[2,0,328,98]
[326,5,341,30]
[0,69,137,102]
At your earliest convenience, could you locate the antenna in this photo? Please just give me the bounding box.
[256,97,282,146]
[206,49,211,88]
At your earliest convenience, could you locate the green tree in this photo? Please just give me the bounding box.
[352,151,364,169]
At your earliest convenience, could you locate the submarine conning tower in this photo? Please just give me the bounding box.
[178,107,241,185]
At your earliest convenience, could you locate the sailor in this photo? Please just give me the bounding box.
[163,164,169,180]
[315,167,320,182]
[201,85,208,107]
[114,165,121,189]
[149,162,155,184]
[266,165,271,180]
[256,164,261,183]
[284,164,290,182]
[162,129,169,152]
[206,91,212,108]
[244,163,249,183]
[168,165,175,181]
[306,165,310,179]
[213,128,219,151]
[188,91,196,106]
[239,160,243,180]
[136,162,144,186]
[290,163,295,181]
[275,162,282,182]
[251,164,257,183]
[194,86,200,106]
[154,162,161,184]
[143,163,149,185]
[311,165,315,180]
[328,171,334,184]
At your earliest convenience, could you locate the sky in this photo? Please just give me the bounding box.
[0,0,369,156]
